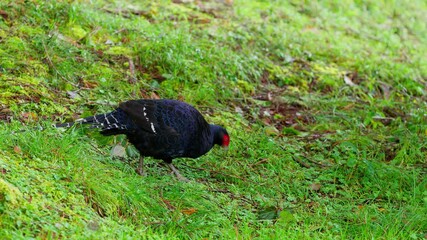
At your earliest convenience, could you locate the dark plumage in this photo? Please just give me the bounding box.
[56,99,230,181]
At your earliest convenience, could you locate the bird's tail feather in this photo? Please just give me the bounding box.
[9,111,128,135]
[54,111,129,135]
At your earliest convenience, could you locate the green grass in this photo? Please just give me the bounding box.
[1,0,426,239]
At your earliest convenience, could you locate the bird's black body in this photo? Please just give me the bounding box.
[57,99,229,175]
[112,99,217,163]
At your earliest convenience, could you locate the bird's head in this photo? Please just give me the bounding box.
[211,125,230,149]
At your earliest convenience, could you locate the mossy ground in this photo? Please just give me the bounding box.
[0,0,426,239]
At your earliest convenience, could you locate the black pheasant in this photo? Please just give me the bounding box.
[56,99,230,181]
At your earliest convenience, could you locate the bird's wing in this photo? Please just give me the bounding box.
[118,100,178,137]
[118,100,159,134]
[119,100,183,159]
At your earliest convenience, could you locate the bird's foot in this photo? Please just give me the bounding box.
[175,172,189,182]
[168,163,189,182]
[136,166,147,176]
[136,156,147,176]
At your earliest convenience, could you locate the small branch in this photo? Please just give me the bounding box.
[128,57,137,84]
[292,156,311,168]
[305,157,330,168]
[249,158,269,168]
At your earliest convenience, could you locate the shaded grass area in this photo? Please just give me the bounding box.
[0,0,426,239]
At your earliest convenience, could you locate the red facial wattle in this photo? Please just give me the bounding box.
[222,134,230,147]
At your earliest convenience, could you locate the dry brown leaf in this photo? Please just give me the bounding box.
[161,199,176,210]
[344,75,357,87]
[343,103,355,110]
[82,80,99,89]
[195,18,211,24]
[224,0,233,6]
[13,146,22,154]
[111,144,126,157]
[0,10,9,20]
[151,92,160,99]
[172,0,194,3]
[21,112,38,120]
[310,183,321,191]
[181,208,197,215]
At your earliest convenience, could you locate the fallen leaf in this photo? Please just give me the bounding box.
[21,112,38,120]
[80,78,99,89]
[172,0,194,3]
[344,75,357,87]
[262,110,271,117]
[264,126,280,136]
[379,83,391,99]
[121,37,130,44]
[87,220,100,231]
[161,199,176,210]
[343,103,355,110]
[195,18,211,24]
[111,144,126,157]
[0,10,9,20]
[67,91,80,99]
[224,0,233,6]
[151,92,160,99]
[310,183,321,191]
[13,146,22,154]
[181,208,197,215]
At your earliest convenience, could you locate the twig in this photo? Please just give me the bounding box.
[249,158,269,168]
[128,57,137,84]
[291,156,311,168]
[304,157,330,168]
[89,142,107,156]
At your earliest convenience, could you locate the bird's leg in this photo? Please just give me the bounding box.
[167,163,189,182]
[136,156,146,176]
